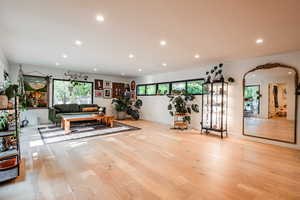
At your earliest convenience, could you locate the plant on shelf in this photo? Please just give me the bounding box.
[0,113,9,131]
[0,83,18,109]
[111,97,143,120]
[167,90,199,124]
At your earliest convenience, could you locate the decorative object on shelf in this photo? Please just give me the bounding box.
[111,97,143,120]
[95,90,103,97]
[23,75,49,109]
[130,80,136,91]
[227,77,235,83]
[0,83,18,109]
[95,79,103,90]
[201,81,228,138]
[204,63,225,83]
[103,80,112,88]
[103,89,112,99]
[64,71,88,81]
[167,90,199,129]
[0,113,9,131]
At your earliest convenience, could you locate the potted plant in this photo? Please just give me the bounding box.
[0,113,9,131]
[167,90,199,124]
[112,97,143,120]
[0,84,18,109]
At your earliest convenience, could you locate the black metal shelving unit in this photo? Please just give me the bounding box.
[201,81,228,138]
[0,95,20,183]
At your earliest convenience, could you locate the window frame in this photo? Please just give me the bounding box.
[186,79,205,95]
[145,84,157,96]
[136,78,205,96]
[136,84,147,96]
[156,82,171,95]
[52,78,94,106]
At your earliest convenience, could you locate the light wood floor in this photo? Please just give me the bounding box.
[1,120,300,200]
[244,117,295,142]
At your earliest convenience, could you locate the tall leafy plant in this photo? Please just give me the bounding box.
[167,90,199,123]
[112,97,143,120]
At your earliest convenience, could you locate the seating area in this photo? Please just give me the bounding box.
[0,1,300,199]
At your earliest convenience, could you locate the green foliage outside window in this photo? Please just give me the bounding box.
[157,83,170,95]
[53,80,92,104]
[146,84,156,95]
[187,80,204,94]
[137,85,146,96]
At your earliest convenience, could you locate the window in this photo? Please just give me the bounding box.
[157,83,170,95]
[137,85,146,96]
[53,79,93,105]
[171,82,186,93]
[187,80,204,94]
[146,84,156,95]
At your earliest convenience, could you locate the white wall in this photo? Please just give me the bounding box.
[9,64,131,125]
[0,47,8,83]
[135,51,300,149]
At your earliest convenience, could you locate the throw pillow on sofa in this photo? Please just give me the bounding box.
[82,107,98,112]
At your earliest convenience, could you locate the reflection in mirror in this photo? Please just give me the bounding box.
[243,66,296,143]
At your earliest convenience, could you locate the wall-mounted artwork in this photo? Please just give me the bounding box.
[130,81,136,91]
[24,75,49,109]
[103,89,112,99]
[95,90,103,97]
[95,79,103,90]
[104,80,112,88]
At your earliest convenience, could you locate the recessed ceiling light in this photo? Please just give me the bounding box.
[55,62,60,66]
[121,73,125,76]
[160,40,167,46]
[194,54,200,59]
[162,63,167,67]
[75,40,82,46]
[138,68,142,72]
[256,38,263,44]
[96,15,104,22]
[129,54,135,58]
[62,54,68,58]
[288,71,292,75]
[93,68,97,71]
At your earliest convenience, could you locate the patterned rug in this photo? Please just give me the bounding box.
[38,122,140,144]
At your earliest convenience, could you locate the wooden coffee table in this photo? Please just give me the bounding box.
[61,114,114,133]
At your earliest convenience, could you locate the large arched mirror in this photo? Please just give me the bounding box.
[243,63,298,144]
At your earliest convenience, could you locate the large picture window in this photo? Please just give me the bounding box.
[53,79,93,105]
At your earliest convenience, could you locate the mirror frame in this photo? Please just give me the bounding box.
[242,63,298,144]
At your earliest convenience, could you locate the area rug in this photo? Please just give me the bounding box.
[38,122,140,144]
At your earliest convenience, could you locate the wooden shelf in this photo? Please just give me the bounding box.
[0,166,18,182]
[0,130,16,137]
[0,149,18,160]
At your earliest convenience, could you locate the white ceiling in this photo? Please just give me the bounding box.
[0,0,300,77]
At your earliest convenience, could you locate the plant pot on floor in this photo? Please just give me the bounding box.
[116,111,126,120]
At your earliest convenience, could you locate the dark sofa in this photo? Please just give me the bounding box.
[49,104,106,123]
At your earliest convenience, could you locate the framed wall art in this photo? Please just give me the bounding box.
[103,89,112,99]
[103,80,112,88]
[24,75,49,109]
[95,79,103,90]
